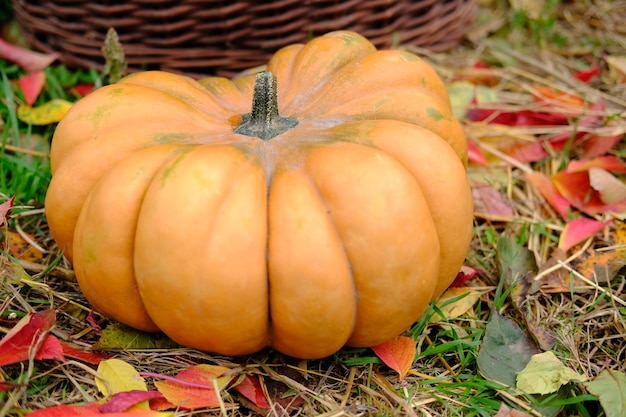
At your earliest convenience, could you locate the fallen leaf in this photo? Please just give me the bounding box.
[578,222,626,282]
[558,218,612,252]
[26,402,174,417]
[517,351,587,395]
[431,287,485,323]
[153,365,232,410]
[0,309,64,366]
[467,140,488,166]
[96,358,147,397]
[0,380,27,392]
[581,133,624,159]
[0,37,59,72]
[573,65,601,83]
[0,195,15,227]
[525,171,571,219]
[18,71,46,106]
[472,180,515,218]
[17,99,73,125]
[371,335,416,380]
[92,323,178,350]
[584,369,626,417]
[532,85,585,108]
[60,341,113,365]
[494,402,534,417]
[449,265,480,287]
[232,375,270,409]
[605,55,626,83]
[477,310,539,387]
[589,167,626,204]
[99,390,165,413]
[553,156,626,216]
[5,230,44,262]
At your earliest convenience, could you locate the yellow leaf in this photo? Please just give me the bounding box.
[96,358,147,396]
[517,351,587,395]
[430,287,484,323]
[17,99,73,125]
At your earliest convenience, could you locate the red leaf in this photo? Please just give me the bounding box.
[581,134,624,159]
[0,38,59,72]
[60,341,113,365]
[0,310,64,366]
[27,402,170,417]
[0,195,15,227]
[0,380,27,392]
[99,390,165,413]
[573,66,600,83]
[371,335,416,380]
[559,218,612,252]
[153,365,231,410]
[450,265,479,287]
[71,83,95,97]
[553,156,626,215]
[503,141,548,163]
[85,310,102,335]
[18,71,46,106]
[466,108,570,126]
[467,140,488,166]
[525,171,571,220]
[232,375,270,409]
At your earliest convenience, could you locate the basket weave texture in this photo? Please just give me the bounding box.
[13,0,478,78]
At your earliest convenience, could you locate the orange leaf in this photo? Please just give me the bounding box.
[553,157,626,216]
[371,335,416,380]
[559,218,612,252]
[532,85,585,107]
[0,309,64,366]
[525,171,571,220]
[60,341,113,365]
[153,365,231,410]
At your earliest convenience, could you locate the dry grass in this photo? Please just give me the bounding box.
[2,1,626,416]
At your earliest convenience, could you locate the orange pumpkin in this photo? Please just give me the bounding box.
[45,31,473,359]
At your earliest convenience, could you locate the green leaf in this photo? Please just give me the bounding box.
[517,351,587,395]
[92,323,179,350]
[584,369,626,417]
[477,310,538,387]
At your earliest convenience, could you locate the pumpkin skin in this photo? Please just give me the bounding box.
[45,30,473,359]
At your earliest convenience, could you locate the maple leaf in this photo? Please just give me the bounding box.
[0,195,16,227]
[0,309,64,366]
[371,335,416,380]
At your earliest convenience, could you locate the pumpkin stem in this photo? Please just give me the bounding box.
[234,71,298,140]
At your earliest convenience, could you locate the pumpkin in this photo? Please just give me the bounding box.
[45,30,473,359]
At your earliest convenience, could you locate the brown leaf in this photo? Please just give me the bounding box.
[494,402,534,417]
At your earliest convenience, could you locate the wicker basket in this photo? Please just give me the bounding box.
[12,0,478,78]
